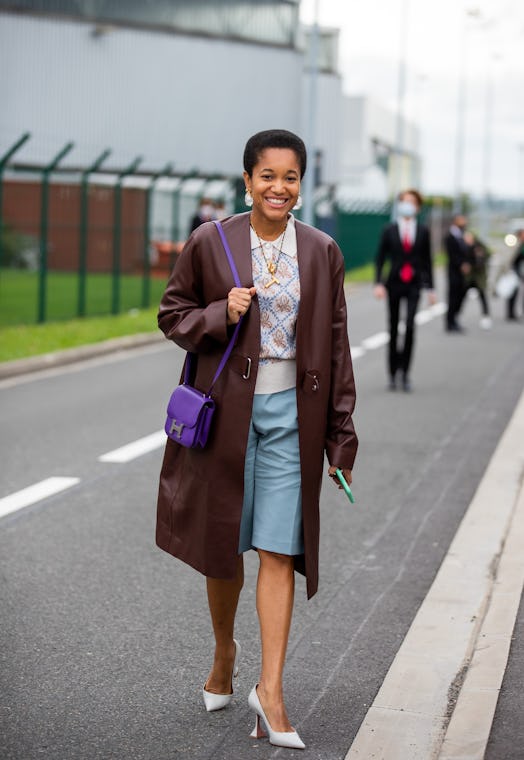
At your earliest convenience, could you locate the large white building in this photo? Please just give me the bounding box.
[1,1,421,203]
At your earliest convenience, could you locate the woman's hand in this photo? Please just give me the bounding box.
[328,465,352,488]
[227,287,256,325]
[427,289,438,306]
[373,284,386,300]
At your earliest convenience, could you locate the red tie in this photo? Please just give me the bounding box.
[400,227,414,282]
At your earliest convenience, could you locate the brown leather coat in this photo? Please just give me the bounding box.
[156,212,358,598]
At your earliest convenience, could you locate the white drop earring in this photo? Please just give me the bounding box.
[245,190,253,207]
[293,194,303,211]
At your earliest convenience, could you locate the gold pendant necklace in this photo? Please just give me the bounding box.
[251,219,287,288]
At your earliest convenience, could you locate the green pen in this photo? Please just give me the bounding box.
[335,468,355,503]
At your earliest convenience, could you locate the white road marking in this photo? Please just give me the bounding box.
[0,477,81,520]
[352,302,446,357]
[98,429,166,463]
[415,309,433,324]
[0,300,448,523]
[361,331,389,350]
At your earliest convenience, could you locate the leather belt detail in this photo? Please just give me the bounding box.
[230,353,252,380]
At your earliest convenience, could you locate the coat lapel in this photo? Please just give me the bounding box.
[392,223,404,254]
[295,221,318,358]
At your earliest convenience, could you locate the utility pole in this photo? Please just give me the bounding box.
[303,0,320,227]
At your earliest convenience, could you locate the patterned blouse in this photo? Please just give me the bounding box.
[250,214,300,366]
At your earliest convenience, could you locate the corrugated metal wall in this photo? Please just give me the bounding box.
[1,11,305,176]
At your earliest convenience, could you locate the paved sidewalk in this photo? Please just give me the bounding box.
[345,388,524,760]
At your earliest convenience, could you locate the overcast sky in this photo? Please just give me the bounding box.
[300,0,524,199]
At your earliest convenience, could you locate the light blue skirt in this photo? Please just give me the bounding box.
[238,388,304,556]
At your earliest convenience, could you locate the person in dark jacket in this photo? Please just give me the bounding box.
[189,197,216,234]
[463,230,492,329]
[444,215,471,332]
[374,188,436,392]
[507,228,524,320]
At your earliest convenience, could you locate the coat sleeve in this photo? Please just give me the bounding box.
[157,229,230,353]
[375,225,390,284]
[420,226,434,289]
[325,244,359,470]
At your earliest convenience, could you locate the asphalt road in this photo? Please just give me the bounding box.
[1,283,523,760]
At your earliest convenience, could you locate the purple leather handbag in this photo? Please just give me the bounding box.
[165,221,243,448]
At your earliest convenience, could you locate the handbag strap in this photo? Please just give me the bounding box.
[184,220,244,393]
[214,220,242,288]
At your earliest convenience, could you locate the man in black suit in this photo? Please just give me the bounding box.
[374,189,436,392]
[444,214,471,332]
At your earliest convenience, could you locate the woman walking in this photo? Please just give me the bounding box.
[156,129,358,750]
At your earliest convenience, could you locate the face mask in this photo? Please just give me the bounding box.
[397,200,417,218]
[200,204,214,218]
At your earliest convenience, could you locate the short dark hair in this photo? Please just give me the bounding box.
[398,188,423,207]
[243,129,307,179]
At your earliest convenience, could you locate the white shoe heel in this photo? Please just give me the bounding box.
[248,684,305,750]
[202,639,241,712]
[249,713,267,739]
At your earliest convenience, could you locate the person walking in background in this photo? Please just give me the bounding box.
[507,228,524,321]
[444,215,471,332]
[214,199,228,220]
[374,189,436,392]
[189,196,216,234]
[156,129,358,750]
[463,230,492,329]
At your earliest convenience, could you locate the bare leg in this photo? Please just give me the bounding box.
[256,549,295,732]
[205,555,244,694]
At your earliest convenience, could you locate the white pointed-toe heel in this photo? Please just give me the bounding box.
[248,684,305,750]
[202,639,241,712]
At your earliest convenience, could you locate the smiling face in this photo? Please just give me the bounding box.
[244,148,301,237]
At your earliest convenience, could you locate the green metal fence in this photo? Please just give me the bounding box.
[0,134,242,327]
[0,133,398,327]
[336,209,391,271]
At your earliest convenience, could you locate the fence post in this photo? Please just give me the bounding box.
[0,132,31,270]
[143,163,173,309]
[112,156,142,315]
[78,148,111,317]
[38,141,74,324]
[171,169,199,243]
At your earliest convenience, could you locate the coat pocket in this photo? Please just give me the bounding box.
[302,369,321,394]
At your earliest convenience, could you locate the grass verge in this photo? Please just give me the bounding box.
[0,308,159,362]
[0,263,377,363]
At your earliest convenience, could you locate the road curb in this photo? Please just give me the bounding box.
[0,332,165,380]
[0,282,365,381]
[438,475,524,758]
[345,389,524,760]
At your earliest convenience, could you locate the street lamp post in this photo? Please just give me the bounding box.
[453,8,482,214]
[518,143,524,216]
[391,0,410,220]
[303,0,320,227]
[479,52,501,243]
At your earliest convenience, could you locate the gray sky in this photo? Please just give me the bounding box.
[300,0,524,199]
